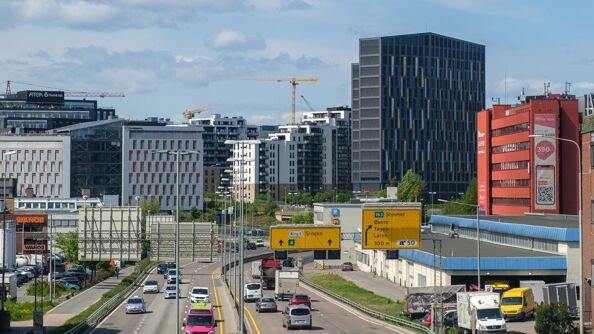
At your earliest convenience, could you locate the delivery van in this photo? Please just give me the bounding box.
[501,287,535,320]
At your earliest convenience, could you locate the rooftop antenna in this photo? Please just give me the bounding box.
[519,87,526,103]
[565,81,572,95]
[491,97,501,104]
[5,80,11,95]
[544,82,551,95]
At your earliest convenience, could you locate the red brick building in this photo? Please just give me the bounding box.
[477,95,580,215]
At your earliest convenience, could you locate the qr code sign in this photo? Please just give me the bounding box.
[537,186,554,204]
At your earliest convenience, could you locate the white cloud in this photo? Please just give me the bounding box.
[208,29,266,51]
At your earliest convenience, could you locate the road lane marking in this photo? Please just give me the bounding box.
[211,270,224,334]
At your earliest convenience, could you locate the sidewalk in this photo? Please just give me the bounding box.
[302,262,408,302]
[9,266,136,334]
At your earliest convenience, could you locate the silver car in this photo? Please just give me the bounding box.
[125,296,146,314]
[256,297,277,313]
[164,285,180,299]
[282,305,312,330]
[143,280,160,293]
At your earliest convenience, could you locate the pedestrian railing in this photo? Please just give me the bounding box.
[64,264,156,334]
[299,276,434,334]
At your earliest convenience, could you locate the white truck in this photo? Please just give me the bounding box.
[251,261,261,279]
[457,292,506,334]
[274,270,299,301]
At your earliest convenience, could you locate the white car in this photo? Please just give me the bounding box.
[255,239,265,247]
[189,286,210,304]
[125,296,146,314]
[244,282,262,302]
[167,269,182,284]
[143,280,160,293]
[164,285,180,299]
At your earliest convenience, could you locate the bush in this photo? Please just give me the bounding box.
[534,303,577,334]
[26,281,69,298]
[6,300,55,321]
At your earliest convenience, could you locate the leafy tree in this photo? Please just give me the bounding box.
[534,303,577,334]
[140,198,160,215]
[442,178,478,215]
[375,188,387,198]
[297,193,313,206]
[283,193,296,204]
[397,169,426,202]
[55,230,79,262]
[335,192,351,203]
[189,206,200,220]
[288,212,314,224]
[263,197,278,216]
[313,192,332,203]
[139,199,160,258]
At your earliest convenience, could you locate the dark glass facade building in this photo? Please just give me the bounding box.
[351,32,485,200]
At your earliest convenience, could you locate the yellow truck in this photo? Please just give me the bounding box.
[501,287,535,320]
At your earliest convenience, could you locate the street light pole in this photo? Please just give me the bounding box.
[530,134,583,334]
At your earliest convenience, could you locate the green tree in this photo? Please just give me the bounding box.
[283,193,295,204]
[55,230,79,262]
[288,212,314,224]
[298,193,313,206]
[189,206,200,220]
[263,197,278,216]
[442,178,478,215]
[313,192,332,203]
[534,303,577,334]
[375,188,387,198]
[397,169,426,202]
[140,199,160,258]
[335,192,351,203]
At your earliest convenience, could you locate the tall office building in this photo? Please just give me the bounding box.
[351,33,485,199]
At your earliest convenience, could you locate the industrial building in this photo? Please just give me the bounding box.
[351,32,485,199]
[477,94,580,215]
[580,113,594,324]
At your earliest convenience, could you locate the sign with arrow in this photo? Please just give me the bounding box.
[270,225,341,250]
[361,204,421,250]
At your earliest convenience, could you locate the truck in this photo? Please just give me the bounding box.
[457,292,506,334]
[484,281,510,296]
[260,258,282,289]
[251,261,261,279]
[404,285,466,318]
[1,273,17,302]
[275,269,299,301]
[520,280,545,304]
[542,282,578,318]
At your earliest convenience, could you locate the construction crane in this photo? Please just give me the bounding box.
[300,95,315,111]
[182,107,209,120]
[0,80,124,98]
[226,77,317,125]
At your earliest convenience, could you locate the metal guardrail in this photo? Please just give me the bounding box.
[300,276,434,334]
[64,264,157,334]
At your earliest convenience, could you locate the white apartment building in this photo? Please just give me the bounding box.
[230,141,263,203]
[0,135,71,198]
[122,125,203,211]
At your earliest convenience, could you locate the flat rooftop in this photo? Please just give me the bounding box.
[451,214,578,228]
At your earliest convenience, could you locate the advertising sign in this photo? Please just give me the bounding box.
[361,204,421,250]
[16,216,46,224]
[533,114,557,210]
[24,90,65,104]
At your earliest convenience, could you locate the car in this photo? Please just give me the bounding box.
[443,309,458,328]
[157,263,168,275]
[341,262,354,271]
[166,261,176,269]
[143,280,160,294]
[245,241,256,250]
[244,282,262,302]
[256,297,277,313]
[166,269,182,284]
[282,257,295,268]
[62,282,81,290]
[420,312,432,327]
[164,285,181,299]
[289,294,312,309]
[125,296,146,314]
[189,287,210,304]
[282,304,312,330]
[255,239,265,247]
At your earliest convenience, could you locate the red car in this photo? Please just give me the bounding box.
[421,312,432,327]
[289,294,312,309]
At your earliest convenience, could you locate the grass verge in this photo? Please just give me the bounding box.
[7,300,56,321]
[304,273,405,318]
[52,259,155,334]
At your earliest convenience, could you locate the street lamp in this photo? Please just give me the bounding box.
[225,139,260,334]
[438,198,481,289]
[1,150,15,321]
[157,149,200,334]
[529,133,583,334]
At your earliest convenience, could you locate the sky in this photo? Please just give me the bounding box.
[1,0,594,125]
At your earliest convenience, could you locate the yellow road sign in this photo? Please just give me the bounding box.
[270,225,341,250]
[361,206,421,250]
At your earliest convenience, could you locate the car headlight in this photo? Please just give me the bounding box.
[208,331,214,334]
[501,323,506,329]
[479,324,487,330]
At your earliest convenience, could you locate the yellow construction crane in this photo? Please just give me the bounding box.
[182,107,209,120]
[226,77,317,125]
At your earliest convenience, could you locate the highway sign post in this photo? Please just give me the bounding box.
[270,225,340,250]
[361,204,422,250]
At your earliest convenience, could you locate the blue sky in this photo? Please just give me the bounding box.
[1,0,593,124]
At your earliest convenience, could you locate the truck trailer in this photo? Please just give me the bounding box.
[260,258,282,289]
[275,269,299,301]
[457,291,506,334]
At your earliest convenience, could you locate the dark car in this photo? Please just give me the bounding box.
[166,261,176,269]
[282,257,295,268]
[341,262,354,271]
[443,309,458,328]
[245,242,256,250]
[157,263,168,274]
[289,294,312,309]
[256,297,277,313]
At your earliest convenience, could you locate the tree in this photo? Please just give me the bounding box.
[140,198,160,215]
[263,197,278,216]
[335,192,351,203]
[534,303,577,334]
[313,192,332,203]
[55,230,79,262]
[189,206,200,220]
[375,188,387,198]
[297,193,313,206]
[397,169,426,202]
[288,212,314,224]
[442,178,478,215]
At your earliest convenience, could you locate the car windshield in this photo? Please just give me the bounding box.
[247,284,261,290]
[145,280,158,286]
[193,288,208,295]
[294,294,308,299]
[291,308,310,316]
[501,297,523,305]
[343,262,352,265]
[128,298,143,304]
[477,308,502,319]
[187,315,213,326]
[260,298,275,302]
[166,286,176,291]
[168,270,177,275]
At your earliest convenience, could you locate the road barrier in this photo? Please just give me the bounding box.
[299,275,434,334]
[64,263,157,334]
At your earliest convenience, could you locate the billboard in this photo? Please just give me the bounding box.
[22,90,65,104]
[78,206,142,262]
[476,110,490,215]
[533,113,557,210]
[147,215,217,261]
[361,204,421,250]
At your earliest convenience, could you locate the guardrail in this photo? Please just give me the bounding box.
[299,276,434,334]
[64,264,157,334]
